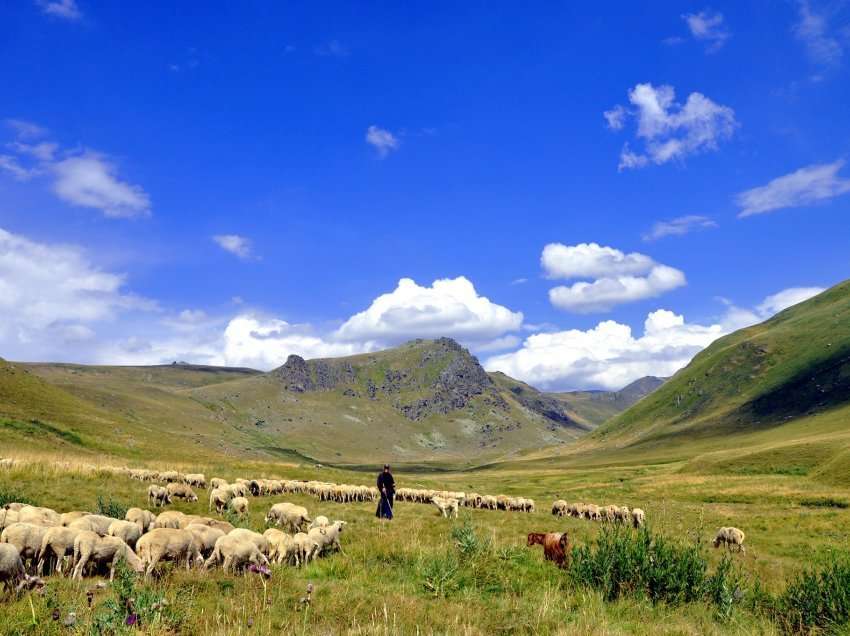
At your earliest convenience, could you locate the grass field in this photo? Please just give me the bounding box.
[2,445,849,635]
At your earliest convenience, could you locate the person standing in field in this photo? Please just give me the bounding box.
[376,464,395,520]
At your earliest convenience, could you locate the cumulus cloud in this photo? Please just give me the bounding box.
[541,243,686,313]
[736,160,850,217]
[335,276,523,345]
[213,234,253,259]
[365,125,399,158]
[794,0,844,66]
[642,215,717,241]
[683,10,730,51]
[0,155,34,181]
[52,153,151,218]
[486,286,825,391]
[607,83,737,170]
[36,0,82,20]
[0,227,156,359]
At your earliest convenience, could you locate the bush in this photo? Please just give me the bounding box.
[568,525,744,615]
[96,495,130,520]
[773,556,850,634]
[799,497,849,509]
[0,488,36,508]
[90,559,185,634]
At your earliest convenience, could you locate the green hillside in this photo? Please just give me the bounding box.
[558,279,850,483]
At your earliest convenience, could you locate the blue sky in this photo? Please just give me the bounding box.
[1,1,849,390]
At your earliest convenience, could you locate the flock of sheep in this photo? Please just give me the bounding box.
[551,500,646,528]
[0,497,346,595]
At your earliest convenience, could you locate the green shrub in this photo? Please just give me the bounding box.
[95,495,130,520]
[568,525,744,614]
[774,556,850,634]
[420,553,460,598]
[89,559,185,634]
[0,488,36,508]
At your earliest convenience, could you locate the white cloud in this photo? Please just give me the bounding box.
[683,10,730,51]
[607,83,737,170]
[549,266,686,314]
[212,234,253,259]
[4,119,47,139]
[603,105,627,130]
[794,0,844,66]
[542,243,655,279]
[51,153,151,218]
[222,315,368,369]
[0,155,34,181]
[757,287,825,315]
[485,286,825,391]
[36,0,81,20]
[642,215,717,241]
[736,160,850,217]
[541,243,686,313]
[8,141,58,161]
[365,125,399,158]
[0,227,156,358]
[334,276,523,345]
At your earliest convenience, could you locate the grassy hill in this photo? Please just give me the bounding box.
[1,339,659,468]
[522,279,850,485]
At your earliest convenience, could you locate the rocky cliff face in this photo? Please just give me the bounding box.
[271,337,505,420]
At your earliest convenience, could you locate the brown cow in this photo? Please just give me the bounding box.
[527,532,570,567]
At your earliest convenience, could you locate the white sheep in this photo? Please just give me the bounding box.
[209,487,233,514]
[72,531,144,580]
[185,473,206,489]
[1,522,49,569]
[432,496,459,519]
[152,511,187,530]
[203,535,269,573]
[184,524,225,559]
[308,515,330,530]
[713,527,745,553]
[551,500,568,517]
[166,482,198,503]
[148,485,169,507]
[262,529,294,564]
[0,543,27,595]
[108,520,142,549]
[229,497,249,518]
[59,511,90,526]
[307,521,347,557]
[83,514,120,537]
[266,503,311,533]
[289,532,319,567]
[227,529,270,556]
[125,508,156,533]
[36,526,81,576]
[631,508,646,529]
[136,528,202,577]
[210,478,228,490]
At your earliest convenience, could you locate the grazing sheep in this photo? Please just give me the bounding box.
[307,521,347,557]
[66,517,97,534]
[713,527,745,553]
[631,508,646,529]
[584,504,602,521]
[289,532,320,567]
[17,506,60,527]
[432,496,460,519]
[148,485,170,507]
[60,511,90,526]
[551,500,568,517]
[227,483,250,499]
[83,514,120,537]
[1,522,49,569]
[227,529,270,557]
[263,529,294,564]
[481,495,498,510]
[266,503,311,533]
[309,515,330,530]
[166,482,198,503]
[210,478,228,490]
[185,473,206,489]
[136,528,202,577]
[72,531,144,580]
[185,524,225,559]
[0,509,20,530]
[37,526,81,576]
[0,543,26,595]
[614,506,631,525]
[206,519,235,534]
[527,532,570,568]
[228,497,249,518]
[152,511,187,530]
[209,487,233,514]
[159,470,181,483]
[603,505,618,523]
[125,508,156,533]
[204,535,269,573]
[108,520,142,548]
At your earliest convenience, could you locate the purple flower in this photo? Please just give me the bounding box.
[125,613,138,626]
[248,563,271,577]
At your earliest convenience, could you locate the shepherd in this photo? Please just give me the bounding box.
[376,464,395,520]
